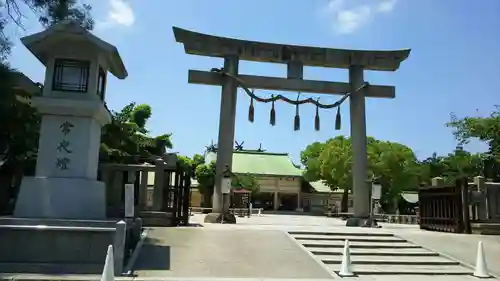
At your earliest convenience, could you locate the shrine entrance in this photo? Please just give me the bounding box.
[173,27,410,226]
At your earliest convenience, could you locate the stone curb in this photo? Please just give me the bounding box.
[123,228,149,276]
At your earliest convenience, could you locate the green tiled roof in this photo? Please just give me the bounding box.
[309,181,333,193]
[309,181,347,194]
[206,151,303,177]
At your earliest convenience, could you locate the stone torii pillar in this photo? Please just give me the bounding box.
[349,66,370,222]
[172,26,410,225]
[211,56,239,219]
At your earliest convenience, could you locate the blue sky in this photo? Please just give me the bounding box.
[7,0,500,163]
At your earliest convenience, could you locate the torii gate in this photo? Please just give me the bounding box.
[173,26,410,226]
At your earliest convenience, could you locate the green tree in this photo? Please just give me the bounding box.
[317,136,352,212]
[419,153,447,184]
[447,109,500,179]
[441,146,483,183]
[177,155,192,170]
[300,141,325,183]
[194,161,216,211]
[301,136,421,213]
[232,173,260,194]
[192,154,205,167]
[100,103,173,163]
[1,0,95,59]
[368,140,420,212]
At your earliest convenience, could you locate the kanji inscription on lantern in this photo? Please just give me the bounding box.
[55,157,70,170]
[56,140,72,154]
[60,121,74,136]
[55,120,74,171]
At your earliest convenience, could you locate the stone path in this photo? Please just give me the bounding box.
[132,227,332,279]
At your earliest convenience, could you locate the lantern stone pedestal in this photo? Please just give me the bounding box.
[0,21,133,275]
[14,99,110,220]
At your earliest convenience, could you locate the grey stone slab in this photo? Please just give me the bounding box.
[0,273,133,281]
[132,228,333,278]
[321,255,456,264]
[368,275,490,281]
[309,247,436,255]
[134,279,335,281]
[292,235,406,242]
[300,240,420,248]
[0,263,103,275]
[326,263,472,275]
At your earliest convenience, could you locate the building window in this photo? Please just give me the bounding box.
[52,59,90,92]
[97,66,106,101]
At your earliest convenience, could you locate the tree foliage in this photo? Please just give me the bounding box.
[0,0,94,60]
[99,102,173,163]
[447,108,500,159]
[231,173,260,194]
[194,160,216,209]
[300,135,483,213]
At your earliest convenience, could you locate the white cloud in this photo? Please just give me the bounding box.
[325,0,398,34]
[376,0,398,12]
[97,0,135,29]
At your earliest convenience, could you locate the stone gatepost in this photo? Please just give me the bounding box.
[13,20,128,220]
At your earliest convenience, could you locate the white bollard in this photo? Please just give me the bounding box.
[473,241,490,278]
[101,245,115,281]
[258,208,262,216]
[338,239,354,277]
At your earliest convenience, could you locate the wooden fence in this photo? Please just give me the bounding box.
[418,176,500,234]
[99,156,191,226]
[419,178,467,233]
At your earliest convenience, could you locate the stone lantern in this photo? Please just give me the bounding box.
[13,20,128,220]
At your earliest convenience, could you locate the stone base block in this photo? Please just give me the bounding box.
[0,219,116,274]
[14,176,106,220]
[346,217,380,228]
[204,212,237,224]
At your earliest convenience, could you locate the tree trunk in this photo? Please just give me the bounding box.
[341,187,349,212]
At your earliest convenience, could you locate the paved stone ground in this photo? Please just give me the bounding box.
[2,214,498,281]
[391,226,500,277]
[133,227,332,279]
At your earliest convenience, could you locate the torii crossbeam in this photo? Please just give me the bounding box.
[173,26,410,226]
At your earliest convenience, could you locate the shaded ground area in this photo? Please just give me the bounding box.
[133,227,332,278]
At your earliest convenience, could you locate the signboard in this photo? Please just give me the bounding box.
[221,177,231,194]
[372,184,382,200]
[124,183,135,218]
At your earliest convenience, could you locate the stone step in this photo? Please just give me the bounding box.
[139,211,173,227]
[321,255,458,265]
[288,231,393,237]
[311,247,438,256]
[326,264,472,275]
[302,240,421,249]
[293,235,407,243]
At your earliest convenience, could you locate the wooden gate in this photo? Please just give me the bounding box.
[418,180,466,233]
[162,163,191,226]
